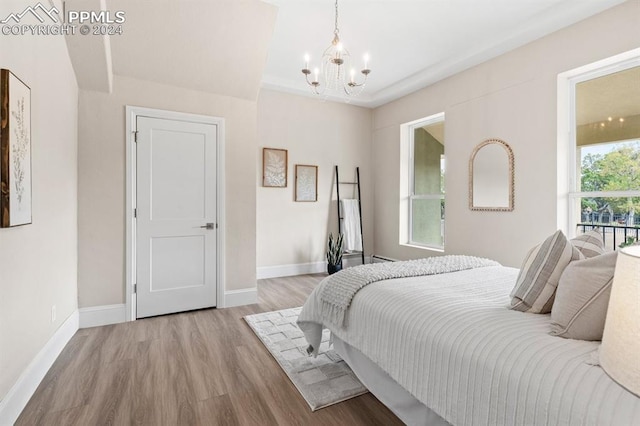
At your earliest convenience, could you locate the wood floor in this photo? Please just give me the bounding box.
[17,274,402,425]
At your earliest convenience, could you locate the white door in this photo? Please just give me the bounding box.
[136,116,217,318]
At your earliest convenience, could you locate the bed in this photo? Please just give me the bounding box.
[297,262,640,426]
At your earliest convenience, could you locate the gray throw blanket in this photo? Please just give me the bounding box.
[320,255,500,327]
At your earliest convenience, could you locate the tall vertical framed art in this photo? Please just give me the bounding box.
[263,147,288,187]
[295,164,318,202]
[1,69,32,227]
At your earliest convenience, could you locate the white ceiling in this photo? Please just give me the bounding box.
[106,0,277,100]
[261,0,626,107]
[63,0,627,108]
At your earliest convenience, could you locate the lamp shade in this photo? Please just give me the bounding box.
[600,245,640,397]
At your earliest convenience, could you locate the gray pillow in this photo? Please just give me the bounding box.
[509,230,584,314]
[571,229,605,258]
[550,251,618,341]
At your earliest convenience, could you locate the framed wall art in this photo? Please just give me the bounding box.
[295,164,318,202]
[1,69,32,227]
[263,147,288,187]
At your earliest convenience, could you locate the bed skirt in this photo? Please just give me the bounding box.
[333,335,450,426]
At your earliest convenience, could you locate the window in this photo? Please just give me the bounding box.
[401,113,445,250]
[568,62,640,248]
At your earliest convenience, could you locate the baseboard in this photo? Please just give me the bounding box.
[343,255,371,267]
[224,288,258,308]
[257,261,326,279]
[79,304,126,328]
[0,311,79,425]
[256,256,371,279]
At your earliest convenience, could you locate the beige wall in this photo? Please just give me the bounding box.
[0,34,78,398]
[78,75,257,307]
[257,90,373,268]
[372,0,640,267]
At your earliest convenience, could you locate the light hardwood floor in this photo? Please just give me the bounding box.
[17,274,402,425]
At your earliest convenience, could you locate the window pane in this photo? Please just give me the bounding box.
[413,125,444,195]
[576,196,640,250]
[411,198,444,247]
[579,140,640,192]
[576,66,640,192]
[577,196,640,226]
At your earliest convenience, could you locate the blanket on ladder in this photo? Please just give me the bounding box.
[319,255,500,329]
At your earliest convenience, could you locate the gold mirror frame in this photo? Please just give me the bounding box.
[469,138,514,212]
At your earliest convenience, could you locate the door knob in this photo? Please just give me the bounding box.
[200,223,215,230]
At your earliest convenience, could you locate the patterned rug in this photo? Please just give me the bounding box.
[244,307,368,411]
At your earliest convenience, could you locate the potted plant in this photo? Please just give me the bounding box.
[326,232,344,275]
[619,236,638,249]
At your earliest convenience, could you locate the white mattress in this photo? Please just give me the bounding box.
[297,266,640,426]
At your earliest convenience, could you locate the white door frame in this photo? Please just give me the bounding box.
[125,106,226,321]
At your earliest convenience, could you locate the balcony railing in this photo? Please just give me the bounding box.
[577,223,640,250]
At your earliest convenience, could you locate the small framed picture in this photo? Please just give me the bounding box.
[1,69,32,227]
[295,165,318,202]
[263,148,288,187]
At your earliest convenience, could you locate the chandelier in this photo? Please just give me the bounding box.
[301,0,371,99]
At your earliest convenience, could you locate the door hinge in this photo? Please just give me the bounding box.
[133,284,137,293]
[133,131,138,143]
[134,208,137,218]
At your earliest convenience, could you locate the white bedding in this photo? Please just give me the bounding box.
[297,266,640,426]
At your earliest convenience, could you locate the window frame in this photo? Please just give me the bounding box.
[566,56,640,238]
[405,113,445,250]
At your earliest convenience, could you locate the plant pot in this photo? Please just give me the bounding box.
[327,262,343,275]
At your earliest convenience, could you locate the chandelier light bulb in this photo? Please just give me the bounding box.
[304,54,310,69]
[608,116,613,121]
[350,68,356,83]
[364,53,369,69]
[620,117,625,123]
[314,67,319,83]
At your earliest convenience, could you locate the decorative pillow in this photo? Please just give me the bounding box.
[509,230,584,313]
[550,251,617,340]
[570,228,605,258]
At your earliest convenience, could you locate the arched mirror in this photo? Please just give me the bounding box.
[469,139,514,211]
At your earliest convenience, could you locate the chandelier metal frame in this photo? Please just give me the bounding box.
[301,0,370,98]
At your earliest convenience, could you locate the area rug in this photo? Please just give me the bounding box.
[244,307,368,411]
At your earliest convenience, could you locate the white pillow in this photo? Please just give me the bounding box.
[570,228,606,258]
[509,230,583,314]
[550,251,617,340]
